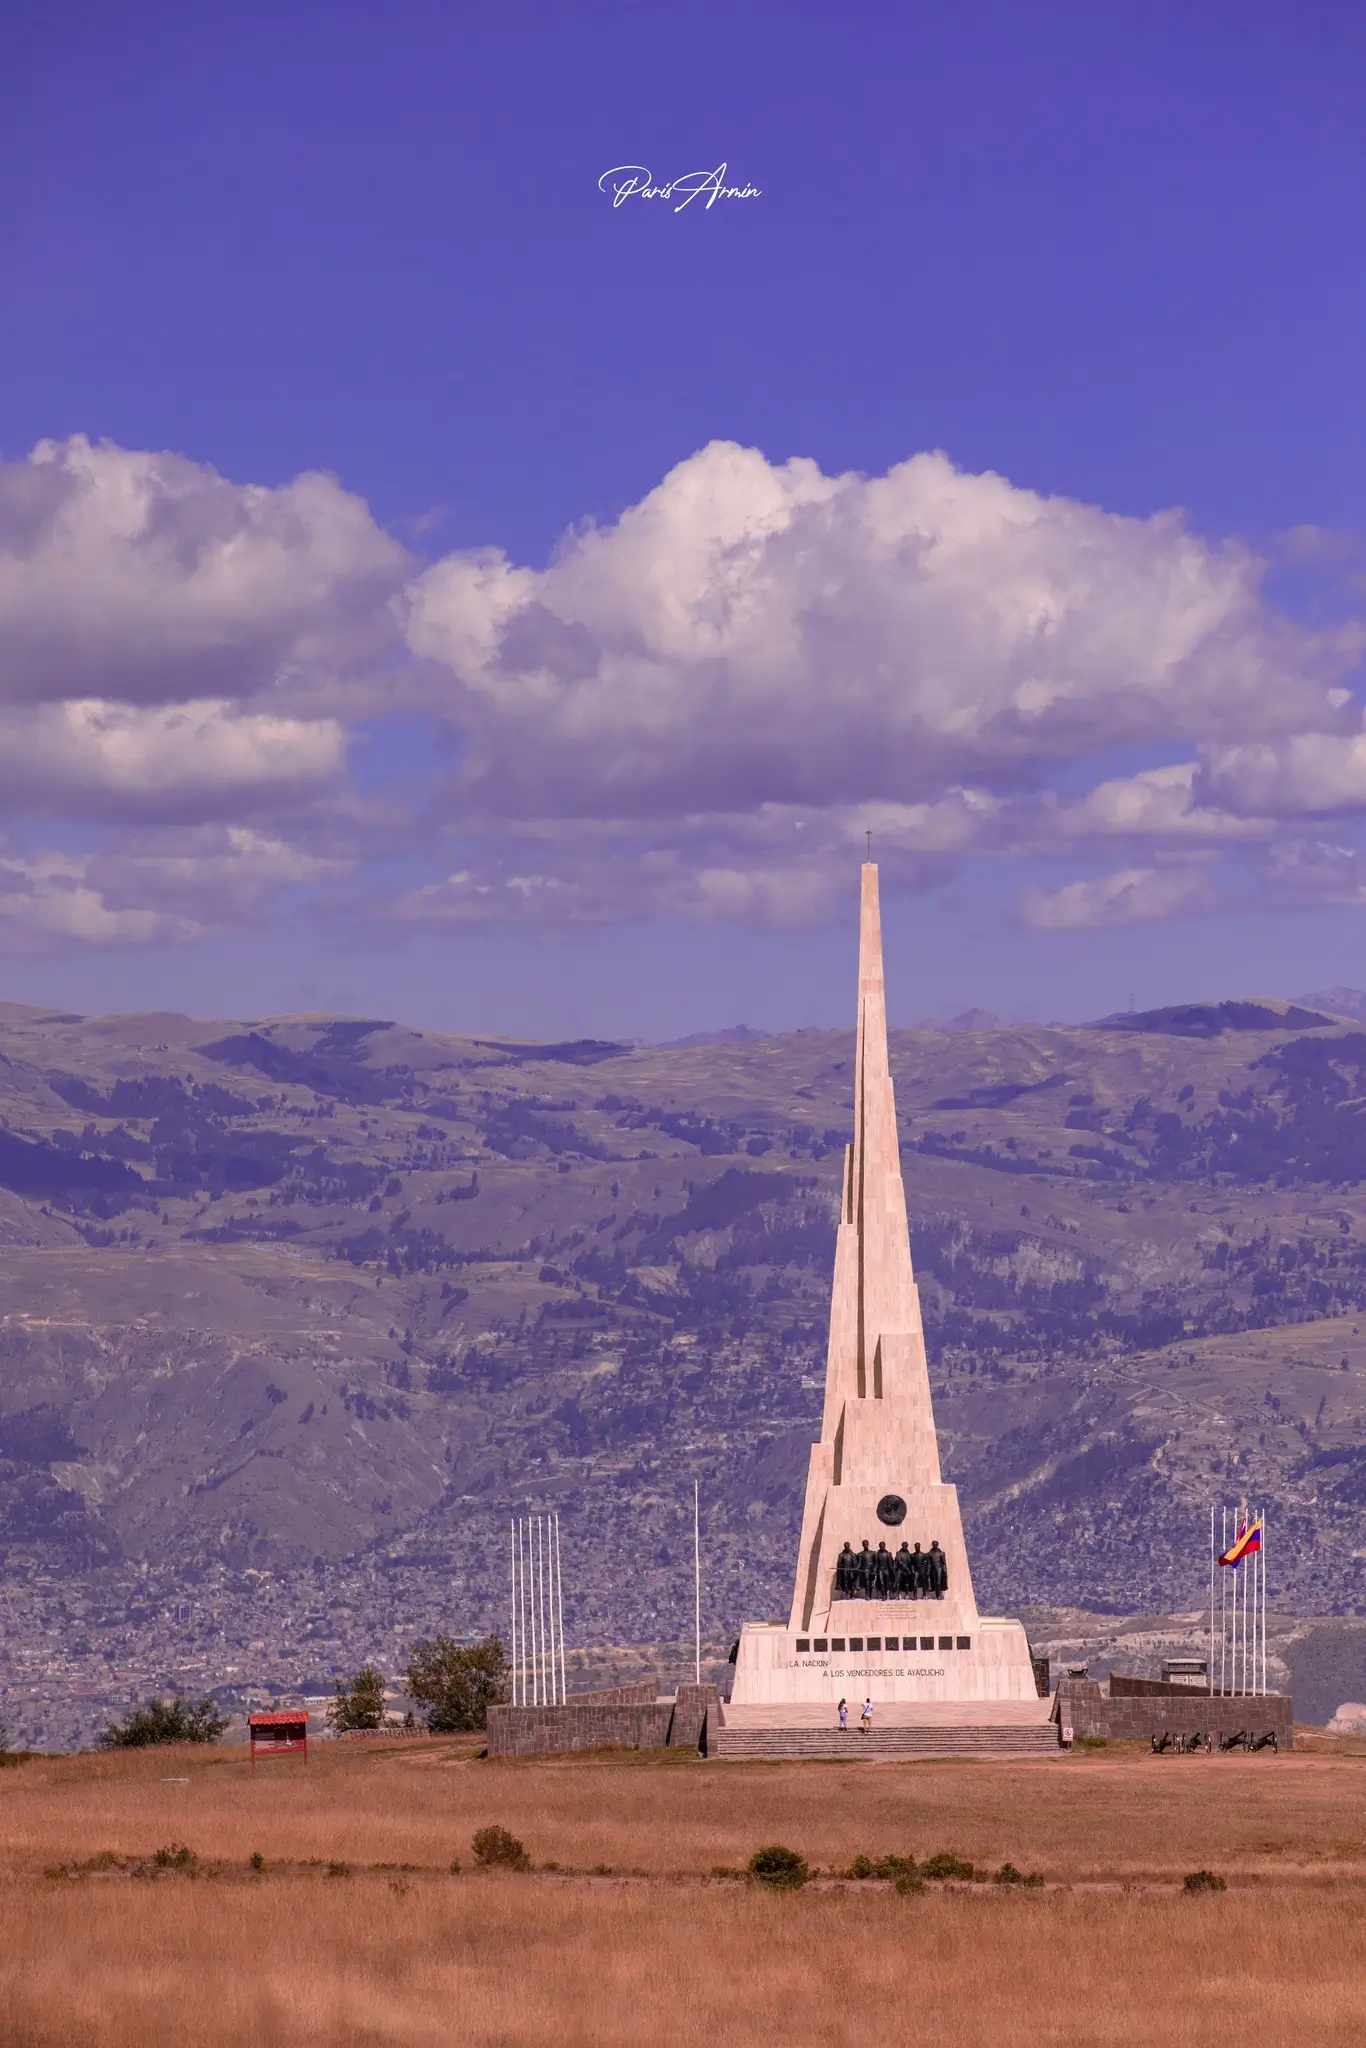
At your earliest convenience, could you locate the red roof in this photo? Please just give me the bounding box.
[248,1711,309,1726]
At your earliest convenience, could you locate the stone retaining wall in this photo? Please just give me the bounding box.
[564,1683,659,1707]
[487,1700,673,1757]
[486,1682,721,1759]
[1055,1678,1293,1748]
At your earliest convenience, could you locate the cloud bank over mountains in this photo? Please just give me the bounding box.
[0,431,1361,949]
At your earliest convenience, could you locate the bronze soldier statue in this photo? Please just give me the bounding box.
[834,1541,857,1598]
[854,1539,875,1598]
[928,1539,948,1597]
[873,1540,894,1597]
[894,1541,915,1595]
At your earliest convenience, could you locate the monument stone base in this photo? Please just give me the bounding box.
[730,1613,1040,1709]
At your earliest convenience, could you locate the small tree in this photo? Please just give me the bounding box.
[472,1824,529,1870]
[748,1845,810,1890]
[327,1663,388,1733]
[406,1634,509,1733]
[99,1695,227,1749]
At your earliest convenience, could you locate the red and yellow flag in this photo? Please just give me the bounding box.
[1219,1519,1263,1567]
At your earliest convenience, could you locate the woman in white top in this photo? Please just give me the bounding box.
[860,1697,873,1733]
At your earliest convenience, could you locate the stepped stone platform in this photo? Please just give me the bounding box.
[711,1698,1059,1761]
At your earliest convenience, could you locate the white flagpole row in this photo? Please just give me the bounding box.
[510,1511,568,1707]
[1209,1500,1273,1698]
[553,1511,566,1703]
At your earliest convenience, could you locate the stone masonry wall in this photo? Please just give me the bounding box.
[1055,1678,1293,1749]
[667,1684,720,1753]
[1111,1676,1214,1699]
[487,1681,721,1759]
[487,1701,672,1757]
[563,1683,659,1707]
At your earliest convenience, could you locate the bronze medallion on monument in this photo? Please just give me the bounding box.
[876,1494,907,1526]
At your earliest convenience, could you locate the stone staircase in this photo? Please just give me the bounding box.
[709,1719,1059,1761]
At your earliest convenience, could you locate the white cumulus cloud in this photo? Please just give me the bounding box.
[0,435,412,708]
[1017,866,1218,931]
[405,440,1357,825]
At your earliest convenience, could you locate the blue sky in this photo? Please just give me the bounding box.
[2,0,1365,1036]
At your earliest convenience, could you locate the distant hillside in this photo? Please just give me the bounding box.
[3,996,1366,1744]
[1295,987,1366,1025]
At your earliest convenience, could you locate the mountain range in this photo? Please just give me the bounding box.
[4,991,1366,1742]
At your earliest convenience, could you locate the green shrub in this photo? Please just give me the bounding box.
[747,1844,810,1890]
[845,1851,918,1882]
[1183,1869,1227,1893]
[448,1858,462,1875]
[325,1861,350,1879]
[249,1852,265,1872]
[406,1634,510,1732]
[472,1825,530,1870]
[919,1851,975,1881]
[993,1862,1045,1887]
[895,1870,925,1894]
[327,1664,388,1733]
[99,1697,226,1748]
[152,1843,196,1871]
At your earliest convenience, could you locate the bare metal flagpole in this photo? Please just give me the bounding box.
[554,1511,566,1704]
[1236,1511,1244,1695]
[531,1516,539,1706]
[510,1518,517,1707]
[1221,1507,1228,1696]
[516,1523,528,1712]
[540,1515,548,1703]
[541,1515,551,1705]
[695,1480,702,1686]
[520,1518,529,1707]
[526,1517,536,1706]
[1262,1508,1268,1697]
[1208,1503,1215,1697]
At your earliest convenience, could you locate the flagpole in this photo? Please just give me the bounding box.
[1260,1507,1267,1697]
[1254,1515,1259,1696]
[1238,1514,1245,1696]
[693,1478,701,1688]
[1242,1519,1250,1695]
[1222,1507,1228,1696]
[1208,1502,1215,1698]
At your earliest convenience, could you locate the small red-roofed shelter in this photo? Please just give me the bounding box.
[248,1711,308,1765]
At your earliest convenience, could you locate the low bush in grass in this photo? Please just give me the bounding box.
[844,1853,919,1883]
[152,1844,197,1872]
[993,1862,1045,1887]
[1183,1869,1227,1893]
[472,1826,530,1871]
[747,1845,809,1890]
[919,1851,976,1882]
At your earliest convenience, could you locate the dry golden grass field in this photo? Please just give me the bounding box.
[2,1733,1365,2046]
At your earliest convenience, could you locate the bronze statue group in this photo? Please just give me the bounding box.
[833,1537,947,1600]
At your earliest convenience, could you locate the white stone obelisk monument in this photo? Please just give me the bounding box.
[730,862,1039,1708]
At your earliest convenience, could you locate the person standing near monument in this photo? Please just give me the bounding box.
[838,1697,848,1732]
[860,1697,873,1734]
